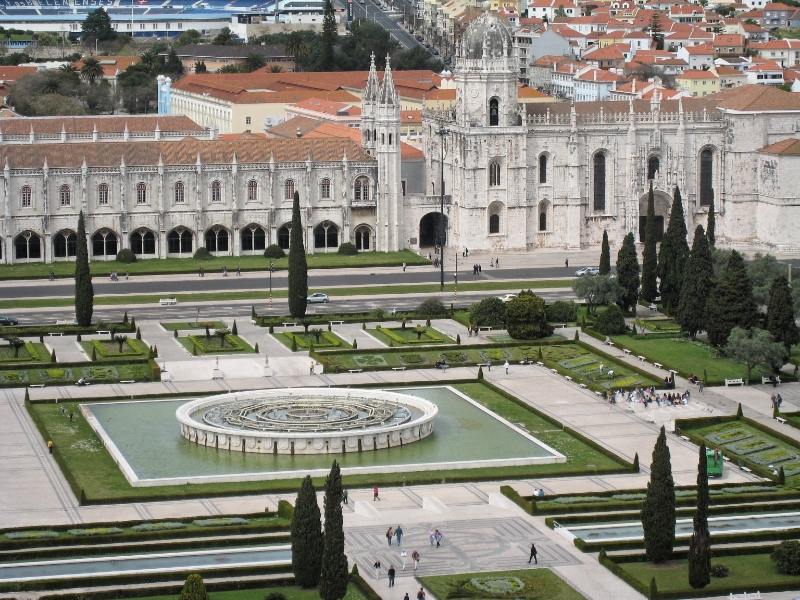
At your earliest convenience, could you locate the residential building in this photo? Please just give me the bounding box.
[675,68,720,96]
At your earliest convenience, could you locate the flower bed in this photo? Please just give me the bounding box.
[38,368,73,381]
[131,522,187,532]
[5,531,58,540]
[749,448,797,466]
[370,325,451,345]
[89,339,145,358]
[0,342,41,363]
[707,428,753,446]
[398,353,427,365]
[193,518,249,527]
[181,334,255,355]
[68,527,124,536]
[352,355,388,367]
[0,371,27,384]
[725,438,776,455]
[281,331,344,349]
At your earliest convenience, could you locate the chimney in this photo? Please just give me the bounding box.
[296,127,302,138]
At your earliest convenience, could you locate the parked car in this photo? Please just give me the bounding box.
[307,293,329,304]
[575,267,600,277]
[0,316,19,326]
[431,48,439,55]
[497,293,517,303]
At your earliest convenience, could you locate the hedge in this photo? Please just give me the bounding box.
[277,499,295,521]
[500,485,532,513]
[0,341,41,363]
[283,331,342,349]
[0,322,133,338]
[188,334,246,353]
[375,325,443,344]
[13,358,161,391]
[90,339,145,358]
[351,573,382,600]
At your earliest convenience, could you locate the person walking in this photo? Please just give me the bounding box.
[200,266,205,277]
[698,380,705,394]
[402,262,407,272]
[565,259,569,268]
[528,543,538,564]
[342,488,348,504]
[417,587,426,600]
[309,362,315,375]
[400,548,407,570]
[69,411,74,423]
[504,360,509,375]
[386,527,394,546]
[374,560,381,579]
[412,550,420,571]
[429,530,435,546]
[404,593,410,600]
[236,266,241,276]
[374,486,380,501]
[396,525,403,546]
[435,530,442,548]
[47,440,53,454]
[487,359,492,372]
[388,565,396,587]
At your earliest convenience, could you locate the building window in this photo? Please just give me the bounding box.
[53,230,77,258]
[700,149,713,206]
[174,181,185,203]
[277,225,291,249]
[539,155,548,184]
[246,116,251,125]
[60,185,71,207]
[211,180,221,203]
[167,228,193,254]
[489,98,499,126]
[321,178,331,199]
[130,229,156,255]
[314,221,339,250]
[15,231,42,260]
[539,210,547,231]
[205,226,229,253]
[92,229,118,257]
[593,153,606,211]
[241,224,267,252]
[489,162,501,186]
[648,156,660,180]
[489,214,500,234]
[355,176,370,202]
[247,179,258,202]
[98,183,109,206]
[284,179,295,200]
[136,182,147,204]
[20,186,31,208]
[355,225,371,250]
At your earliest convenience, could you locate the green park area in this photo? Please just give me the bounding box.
[129,585,369,600]
[160,321,227,331]
[368,324,456,346]
[176,333,256,355]
[0,341,50,364]
[79,338,149,361]
[1,363,156,386]
[277,330,352,351]
[419,569,586,600]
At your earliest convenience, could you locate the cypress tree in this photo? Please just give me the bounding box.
[705,250,757,347]
[136,327,141,340]
[688,443,711,589]
[232,320,238,335]
[641,426,675,563]
[74,211,94,327]
[288,191,308,319]
[641,183,659,302]
[123,311,128,324]
[91,347,97,361]
[677,226,714,340]
[320,461,349,600]
[767,276,799,352]
[130,316,135,329]
[707,191,716,246]
[291,475,323,588]
[616,232,640,311]
[320,0,337,71]
[599,230,611,275]
[179,574,209,600]
[657,186,690,308]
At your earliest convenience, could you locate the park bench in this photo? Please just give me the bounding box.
[348,369,363,373]
[159,298,177,306]
[776,416,788,425]
[637,355,647,362]
[97,330,111,336]
[329,320,344,325]
[740,466,752,472]
[564,375,572,381]
[550,368,558,374]
[282,322,297,327]
[536,361,544,367]
[594,391,603,397]
[47,332,64,337]
[623,349,631,355]
[29,384,45,388]
[477,326,492,331]
[119,380,135,384]
[669,369,679,376]
[554,323,567,328]
[391,367,406,371]
[603,340,614,346]
[762,376,781,385]
[56,319,75,325]
[251,320,258,325]
[725,378,745,387]
[477,363,489,367]
[579,383,587,389]
[654,362,663,369]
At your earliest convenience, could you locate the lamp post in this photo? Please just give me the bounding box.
[437,126,449,292]
[269,261,275,309]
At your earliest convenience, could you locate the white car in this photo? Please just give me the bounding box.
[307,293,329,303]
[497,293,517,303]
[575,267,600,277]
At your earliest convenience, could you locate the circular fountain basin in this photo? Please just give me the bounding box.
[176,388,438,455]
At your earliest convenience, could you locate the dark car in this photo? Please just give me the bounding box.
[0,316,19,326]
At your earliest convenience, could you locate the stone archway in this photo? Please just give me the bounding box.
[419,212,448,247]
[638,190,672,243]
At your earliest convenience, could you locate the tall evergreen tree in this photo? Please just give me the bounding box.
[288,191,308,318]
[705,249,757,347]
[677,226,714,340]
[641,183,659,302]
[707,191,716,246]
[688,443,711,588]
[291,475,323,588]
[616,232,640,311]
[599,230,611,275]
[74,210,94,327]
[768,276,800,352]
[319,461,349,600]
[319,0,337,71]
[657,186,690,308]
[641,426,675,563]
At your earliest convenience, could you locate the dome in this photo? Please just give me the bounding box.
[462,11,513,60]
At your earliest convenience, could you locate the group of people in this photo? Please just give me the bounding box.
[471,264,483,275]
[489,258,500,268]
[466,325,480,337]
[771,393,784,411]
[610,387,691,407]
[462,247,470,258]
[108,271,127,281]
[433,358,448,370]
[688,374,706,393]
[198,266,241,277]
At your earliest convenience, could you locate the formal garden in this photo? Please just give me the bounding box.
[277,329,352,351]
[367,324,456,346]
[79,337,150,361]
[174,325,257,355]
[419,569,586,600]
[0,341,49,364]
[160,321,227,331]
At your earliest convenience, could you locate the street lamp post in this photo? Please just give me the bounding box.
[454,251,458,302]
[437,126,449,292]
[269,261,275,308]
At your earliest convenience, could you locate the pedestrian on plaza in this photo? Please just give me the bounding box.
[401,548,407,570]
[698,380,705,394]
[528,543,538,564]
[236,266,241,276]
[49,270,55,281]
[223,267,228,277]
[47,440,53,454]
[417,587,426,600]
[403,262,407,272]
[565,259,569,268]
[504,360,509,374]
[374,560,382,579]
[200,266,205,277]
[388,565,396,587]
[342,488,348,504]
[479,264,482,273]
[412,550,420,571]
[374,485,380,501]
[487,359,492,372]
[599,362,604,375]
[404,593,410,600]
[396,525,404,546]
[466,247,469,257]
[429,530,435,546]
[495,258,499,268]
[435,530,442,548]
[310,362,315,375]
[69,411,74,422]
[386,527,394,545]
[490,258,494,268]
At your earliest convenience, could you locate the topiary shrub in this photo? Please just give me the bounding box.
[546,300,579,323]
[264,244,286,259]
[710,563,729,578]
[179,574,209,600]
[773,540,800,575]
[594,304,626,335]
[193,247,213,260]
[115,248,137,263]
[417,297,448,317]
[337,242,358,255]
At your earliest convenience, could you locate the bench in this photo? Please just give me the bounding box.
[536,361,544,367]
[623,349,631,355]
[776,416,788,425]
[741,466,752,472]
[654,362,663,369]
[580,383,587,389]
[477,363,489,367]
[762,376,781,385]
[56,319,75,325]
[477,326,492,331]
[283,322,297,327]
[392,367,406,371]
[47,332,64,337]
[680,435,691,441]
[649,303,657,311]
[29,384,45,388]
[97,330,111,336]
[669,369,679,376]
[603,340,614,346]
[551,369,558,374]
[251,320,258,325]
[594,391,603,397]
[348,369,363,373]
[637,355,646,362]
[725,378,745,387]
[554,323,567,328]
[119,380,135,384]
[159,298,177,306]
[564,376,572,381]
[329,321,344,325]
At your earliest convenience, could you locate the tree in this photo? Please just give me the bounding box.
[468,297,506,327]
[705,250,757,347]
[139,48,160,72]
[74,211,93,327]
[163,48,185,77]
[725,327,786,382]
[641,183,659,302]
[688,443,711,589]
[288,191,308,318]
[194,60,207,73]
[599,230,611,275]
[41,75,60,94]
[80,57,105,85]
[268,64,284,72]
[118,63,158,113]
[179,574,209,600]
[392,46,443,72]
[215,327,230,348]
[114,334,128,353]
[642,426,675,563]
[505,294,553,339]
[285,31,311,67]
[594,304,626,335]
[657,186,690,309]
[5,336,24,358]
[707,190,716,246]
[320,461,348,600]
[320,0,337,71]
[649,13,664,49]
[677,226,714,339]
[212,27,238,45]
[767,276,800,352]
[291,475,323,587]
[555,4,568,16]
[243,52,267,73]
[572,274,621,314]
[747,253,788,307]
[82,8,116,44]
[616,232,640,311]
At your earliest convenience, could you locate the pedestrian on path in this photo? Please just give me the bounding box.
[47,440,53,454]
[412,550,420,570]
[374,560,381,579]
[404,593,410,600]
[528,543,538,564]
[401,549,407,570]
[417,587,426,600]
[504,360,509,374]
[396,525,403,546]
[310,362,315,375]
[69,411,73,422]
[699,380,704,394]
[200,266,205,277]
[435,530,442,548]
[402,262,407,272]
[429,530,435,546]
[342,488,348,504]
[236,266,241,276]
[386,527,394,546]
[487,359,492,372]
[374,486,380,501]
[565,259,569,268]
[388,566,396,587]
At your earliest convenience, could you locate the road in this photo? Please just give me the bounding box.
[349,0,421,50]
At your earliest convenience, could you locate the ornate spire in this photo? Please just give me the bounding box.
[379,55,397,105]
[364,52,380,102]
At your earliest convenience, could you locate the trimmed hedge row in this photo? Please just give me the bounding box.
[277,499,295,521]
[90,339,145,358]
[0,322,134,338]
[284,331,342,349]
[188,334,246,353]
[0,342,42,363]
[351,573,382,600]
[16,358,161,391]
[375,325,443,344]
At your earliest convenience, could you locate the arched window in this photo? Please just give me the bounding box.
[136,182,147,204]
[489,214,500,234]
[167,228,193,254]
[53,230,77,258]
[320,178,331,199]
[648,156,660,180]
[489,98,499,126]
[20,186,31,208]
[355,225,371,251]
[205,226,229,253]
[15,231,41,260]
[700,149,713,206]
[174,182,185,204]
[247,180,258,202]
[354,176,370,202]
[92,230,118,257]
[130,229,156,255]
[241,224,267,252]
[277,225,291,249]
[593,153,606,211]
[284,179,295,200]
[539,210,547,231]
[98,183,109,206]
[539,155,548,184]
[59,185,71,207]
[489,162,501,187]
[314,221,339,250]
[211,180,221,203]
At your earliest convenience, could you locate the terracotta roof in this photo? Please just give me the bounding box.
[0,115,203,136]
[750,39,800,50]
[218,132,268,140]
[0,66,38,82]
[289,98,361,117]
[584,45,626,60]
[0,137,372,169]
[716,66,745,75]
[526,97,719,116]
[710,84,800,111]
[676,69,719,79]
[170,44,289,60]
[518,84,552,98]
[713,34,746,46]
[763,2,795,10]
[401,110,422,123]
[265,116,324,139]
[760,138,800,154]
[575,68,625,81]
[746,60,783,71]
[681,43,714,55]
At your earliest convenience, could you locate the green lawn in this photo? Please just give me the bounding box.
[176,334,256,355]
[419,569,586,600]
[79,338,149,361]
[320,345,539,371]
[0,342,50,364]
[131,584,368,600]
[541,344,659,390]
[1,362,154,386]
[160,321,227,331]
[368,325,456,346]
[276,330,352,351]
[618,553,797,595]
